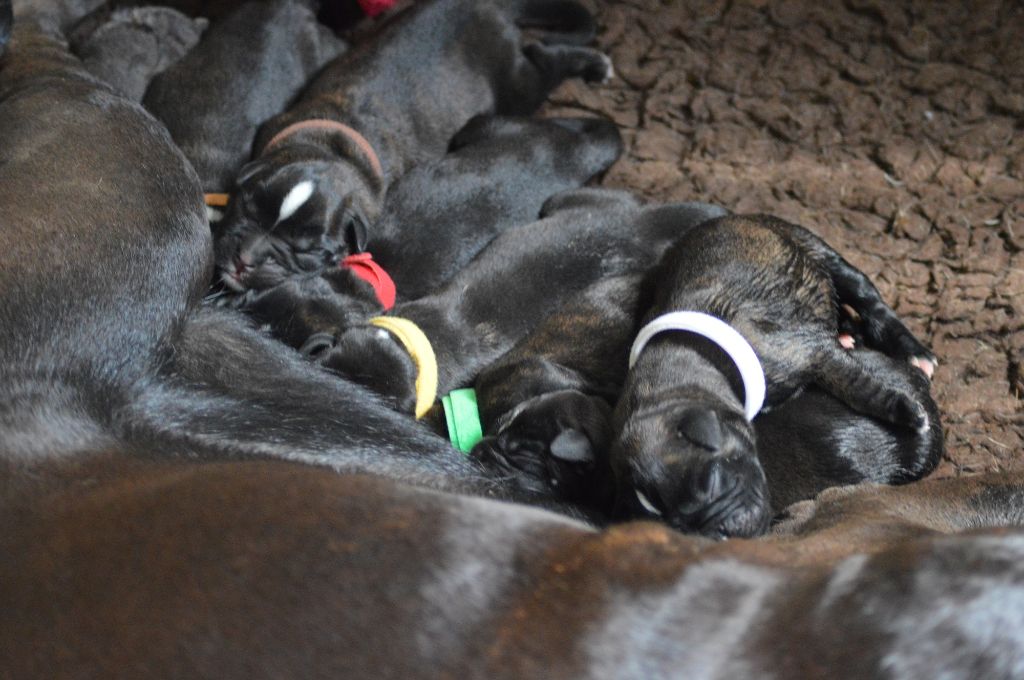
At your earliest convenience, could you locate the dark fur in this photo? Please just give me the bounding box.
[220,114,622,304]
[245,192,726,417]
[612,214,936,537]
[0,16,500,493]
[4,460,1024,678]
[471,273,940,520]
[0,0,11,57]
[142,0,346,192]
[67,5,205,101]
[366,114,623,301]
[214,0,612,294]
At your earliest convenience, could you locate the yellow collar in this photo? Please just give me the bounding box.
[368,316,438,419]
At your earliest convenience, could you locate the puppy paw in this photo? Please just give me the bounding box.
[909,355,936,380]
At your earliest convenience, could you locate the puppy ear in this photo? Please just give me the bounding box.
[235,159,272,188]
[330,205,369,253]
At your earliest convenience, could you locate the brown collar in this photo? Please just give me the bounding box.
[262,119,384,180]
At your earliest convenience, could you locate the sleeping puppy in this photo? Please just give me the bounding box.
[244,192,726,419]
[143,0,346,192]
[67,5,206,101]
[470,273,940,520]
[364,115,623,301]
[218,114,622,306]
[214,0,613,295]
[611,214,937,538]
[0,12,500,497]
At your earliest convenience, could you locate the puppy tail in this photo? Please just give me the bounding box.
[515,0,596,46]
[0,0,11,59]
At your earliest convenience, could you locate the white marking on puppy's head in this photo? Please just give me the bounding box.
[276,180,315,224]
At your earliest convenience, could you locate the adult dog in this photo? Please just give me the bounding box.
[214,0,612,294]
[3,459,1023,678]
[143,0,346,192]
[0,11,492,492]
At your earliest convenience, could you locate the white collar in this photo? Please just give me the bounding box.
[628,311,766,421]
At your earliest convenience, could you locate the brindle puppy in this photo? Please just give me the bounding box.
[142,0,346,192]
[214,0,613,295]
[471,274,940,519]
[245,192,726,417]
[612,214,936,538]
[5,459,1023,679]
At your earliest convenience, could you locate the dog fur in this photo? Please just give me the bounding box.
[0,14,498,494]
[610,214,936,538]
[214,0,613,293]
[142,0,346,192]
[3,459,1023,679]
[68,5,206,101]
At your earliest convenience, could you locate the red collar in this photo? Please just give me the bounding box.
[263,119,384,180]
[341,252,395,310]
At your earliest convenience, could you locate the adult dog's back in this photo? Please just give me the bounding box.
[0,19,208,459]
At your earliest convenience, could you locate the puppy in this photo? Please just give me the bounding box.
[6,460,1024,678]
[364,114,623,301]
[214,0,613,294]
[218,114,621,305]
[67,5,205,102]
[245,192,726,419]
[611,214,937,538]
[471,271,941,520]
[143,0,346,192]
[0,13,496,494]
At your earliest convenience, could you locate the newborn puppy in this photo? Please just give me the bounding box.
[361,114,622,301]
[143,0,346,192]
[471,272,941,521]
[215,0,612,294]
[245,192,726,418]
[0,12,498,496]
[612,214,936,538]
[67,6,205,101]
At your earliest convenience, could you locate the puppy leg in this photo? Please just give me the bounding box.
[811,343,931,433]
[787,227,936,377]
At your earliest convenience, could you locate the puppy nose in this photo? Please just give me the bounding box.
[676,408,722,451]
[668,455,770,538]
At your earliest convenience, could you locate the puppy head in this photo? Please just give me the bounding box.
[612,393,771,539]
[214,155,376,294]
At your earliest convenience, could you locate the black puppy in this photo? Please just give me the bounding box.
[245,191,726,419]
[611,214,936,537]
[214,0,612,294]
[218,113,622,308]
[0,14,497,494]
[143,0,346,192]
[68,6,206,101]
[364,114,623,301]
